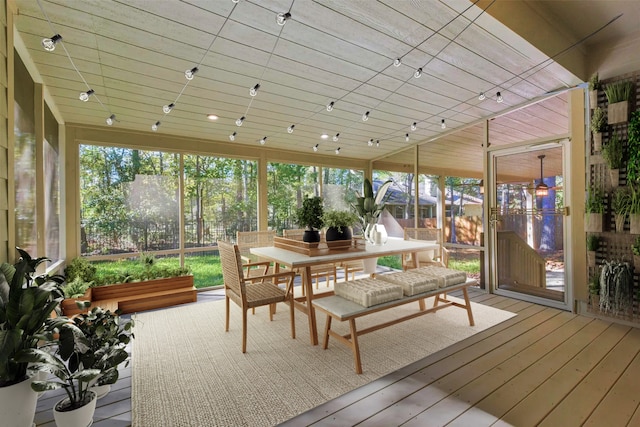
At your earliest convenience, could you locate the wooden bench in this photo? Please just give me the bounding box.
[312,278,476,374]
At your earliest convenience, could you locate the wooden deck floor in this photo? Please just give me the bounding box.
[35,288,640,426]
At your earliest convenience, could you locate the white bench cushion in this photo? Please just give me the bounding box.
[414,266,467,288]
[376,271,439,296]
[334,278,403,307]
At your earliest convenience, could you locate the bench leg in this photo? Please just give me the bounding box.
[323,316,332,349]
[462,287,475,326]
[349,319,363,374]
[418,298,426,311]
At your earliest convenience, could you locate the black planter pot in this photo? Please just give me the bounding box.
[302,229,321,243]
[325,226,352,242]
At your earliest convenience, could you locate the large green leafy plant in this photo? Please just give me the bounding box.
[0,248,65,387]
[627,111,640,184]
[295,196,324,230]
[352,178,392,230]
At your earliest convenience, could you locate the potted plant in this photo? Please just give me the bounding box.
[601,130,625,188]
[295,196,324,243]
[72,307,134,399]
[585,185,605,232]
[611,186,631,232]
[322,210,359,242]
[590,106,607,152]
[352,178,392,242]
[586,234,599,267]
[588,268,600,307]
[604,80,634,124]
[588,72,601,109]
[599,259,634,315]
[627,111,640,186]
[633,236,640,273]
[0,248,65,427]
[16,321,101,427]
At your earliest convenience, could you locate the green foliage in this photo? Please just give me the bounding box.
[602,130,624,169]
[63,277,91,298]
[627,111,640,184]
[322,210,358,232]
[448,258,481,275]
[633,236,640,256]
[585,186,605,214]
[376,255,402,270]
[629,184,640,214]
[586,234,600,252]
[295,196,324,230]
[65,257,97,284]
[77,256,191,287]
[611,186,631,215]
[590,107,607,134]
[0,248,65,387]
[588,269,600,295]
[604,81,634,103]
[588,72,601,91]
[352,178,392,230]
[72,307,134,386]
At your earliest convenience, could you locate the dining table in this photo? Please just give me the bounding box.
[251,237,440,345]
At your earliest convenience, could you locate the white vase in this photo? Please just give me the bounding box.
[53,391,97,427]
[0,375,39,427]
[362,257,378,275]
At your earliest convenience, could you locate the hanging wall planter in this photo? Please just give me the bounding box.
[604,81,634,125]
[593,132,602,153]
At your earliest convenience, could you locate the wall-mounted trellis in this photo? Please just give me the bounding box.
[587,71,640,323]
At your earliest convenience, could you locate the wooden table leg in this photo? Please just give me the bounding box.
[304,266,318,345]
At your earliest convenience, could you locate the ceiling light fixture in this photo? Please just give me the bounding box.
[496,91,503,103]
[151,121,160,131]
[249,83,260,96]
[42,34,62,51]
[326,101,335,111]
[236,116,245,126]
[441,119,446,129]
[332,133,339,142]
[229,132,236,141]
[79,89,94,102]
[106,114,116,126]
[335,147,341,154]
[185,67,199,80]
[287,124,295,133]
[207,114,218,120]
[376,140,380,147]
[232,0,239,3]
[162,103,175,114]
[321,133,329,139]
[362,111,370,121]
[411,122,417,131]
[478,92,486,101]
[535,154,549,197]
[414,67,423,78]
[313,144,319,152]
[259,136,267,145]
[368,139,373,147]
[276,12,291,26]
[393,58,402,67]
[405,133,409,142]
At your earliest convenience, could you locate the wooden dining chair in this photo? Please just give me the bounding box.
[218,240,296,353]
[402,227,449,270]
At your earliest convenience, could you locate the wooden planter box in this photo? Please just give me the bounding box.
[593,132,602,153]
[609,169,619,189]
[61,288,93,317]
[585,213,603,233]
[630,214,640,234]
[90,275,197,314]
[589,90,598,109]
[587,250,596,268]
[608,101,629,125]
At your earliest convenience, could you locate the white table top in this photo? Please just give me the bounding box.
[250,237,439,268]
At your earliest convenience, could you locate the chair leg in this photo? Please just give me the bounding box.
[242,308,248,353]
[225,296,230,332]
[289,297,296,339]
[269,303,274,321]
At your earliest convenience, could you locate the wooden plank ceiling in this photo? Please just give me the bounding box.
[14,0,584,177]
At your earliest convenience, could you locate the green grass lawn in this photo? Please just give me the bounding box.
[448,258,481,275]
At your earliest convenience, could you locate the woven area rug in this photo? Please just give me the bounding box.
[132,295,514,426]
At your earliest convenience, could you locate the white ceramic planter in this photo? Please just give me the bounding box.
[0,375,38,427]
[91,383,111,400]
[53,391,97,427]
[362,257,378,275]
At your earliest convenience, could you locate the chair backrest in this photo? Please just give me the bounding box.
[404,227,442,258]
[218,240,246,299]
[236,230,276,259]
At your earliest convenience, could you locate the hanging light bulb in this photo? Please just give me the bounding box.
[332,133,340,142]
[236,116,245,126]
[42,34,62,52]
[79,89,94,102]
[185,67,199,80]
[249,83,260,96]
[441,119,446,129]
[405,133,409,142]
[287,124,295,133]
[321,133,329,139]
[229,132,236,141]
[362,111,370,121]
[496,91,503,103]
[276,12,291,26]
[106,114,116,126]
[411,122,417,131]
[151,121,160,131]
[368,139,373,147]
[478,92,486,101]
[326,101,335,112]
[232,0,239,3]
[393,58,402,67]
[259,136,267,145]
[313,144,319,152]
[414,67,423,78]
[335,147,341,154]
[163,103,175,114]
[376,140,380,147]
